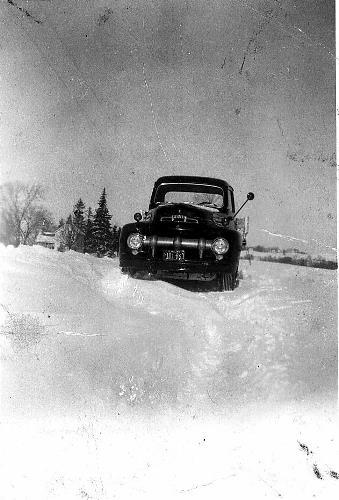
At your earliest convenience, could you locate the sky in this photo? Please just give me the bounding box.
[0,0,336,251]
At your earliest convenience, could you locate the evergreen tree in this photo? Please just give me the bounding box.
[73,198,86,233]
[63,205,85,252]
[92,188,113,256]
[68,198,86,252]
[58,218,65,228]
[84,207,95,254]
[63,214,76,249]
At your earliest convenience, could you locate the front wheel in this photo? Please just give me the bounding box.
[120,267,136,277]
[217,271,238,291]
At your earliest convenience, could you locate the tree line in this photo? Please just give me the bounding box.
[61,188,120,256]
[0,181,120,257]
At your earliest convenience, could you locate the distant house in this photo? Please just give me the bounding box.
[35,231,57,250]
[286,247,301,254]
[34,228,65,251]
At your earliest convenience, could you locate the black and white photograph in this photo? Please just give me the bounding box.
[0,1,337,498]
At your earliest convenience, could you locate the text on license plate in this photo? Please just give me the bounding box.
[163,250,185,261]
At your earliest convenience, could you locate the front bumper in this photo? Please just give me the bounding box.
[119,256,238,276]
[119,228,242,278]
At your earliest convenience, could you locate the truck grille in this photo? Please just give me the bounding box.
[142,235,214,259]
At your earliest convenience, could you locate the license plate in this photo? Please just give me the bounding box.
[163,250,185,261]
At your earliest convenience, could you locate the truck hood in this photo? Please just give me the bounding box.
[145,203,225,236]
[150,203,219,223]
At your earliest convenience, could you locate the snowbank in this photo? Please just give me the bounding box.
[0,244,337,499]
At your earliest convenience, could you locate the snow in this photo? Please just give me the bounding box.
[0,244,337,499]
[245,249,337,264]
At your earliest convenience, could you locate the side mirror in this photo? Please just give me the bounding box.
[134,212,142,222]
[233,192,255,218]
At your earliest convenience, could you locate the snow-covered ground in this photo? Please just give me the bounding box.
[243,249,337,265]
[0,245,337,499]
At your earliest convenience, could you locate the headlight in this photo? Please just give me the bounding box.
[127,233,143,250]
[211,237,229,255]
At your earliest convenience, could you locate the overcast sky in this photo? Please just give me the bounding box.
[0,0,335,251]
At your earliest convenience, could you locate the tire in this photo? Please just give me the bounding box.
[217,271,237,291]
[121,267,136,277]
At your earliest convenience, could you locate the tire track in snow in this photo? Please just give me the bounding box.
[100,271,229,386]
[198,262,296,403]
[100,261,319,405]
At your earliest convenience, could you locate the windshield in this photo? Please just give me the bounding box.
[164,191,223,207]
[155,183,224,208]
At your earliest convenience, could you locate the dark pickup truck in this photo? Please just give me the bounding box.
[119,175,254,291]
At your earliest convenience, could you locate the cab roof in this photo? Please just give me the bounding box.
[153,176,233,191]
[149,176,234,211]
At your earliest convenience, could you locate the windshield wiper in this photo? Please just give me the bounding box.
[196,202,219,208]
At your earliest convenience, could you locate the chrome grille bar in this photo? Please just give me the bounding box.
[160,216,198,223]
[143,235,213,258]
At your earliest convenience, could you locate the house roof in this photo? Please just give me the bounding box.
[35,232,56,244]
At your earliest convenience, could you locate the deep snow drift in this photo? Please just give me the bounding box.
[0,245,337,499]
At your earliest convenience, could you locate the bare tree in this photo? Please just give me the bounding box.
[0,182,54,246]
